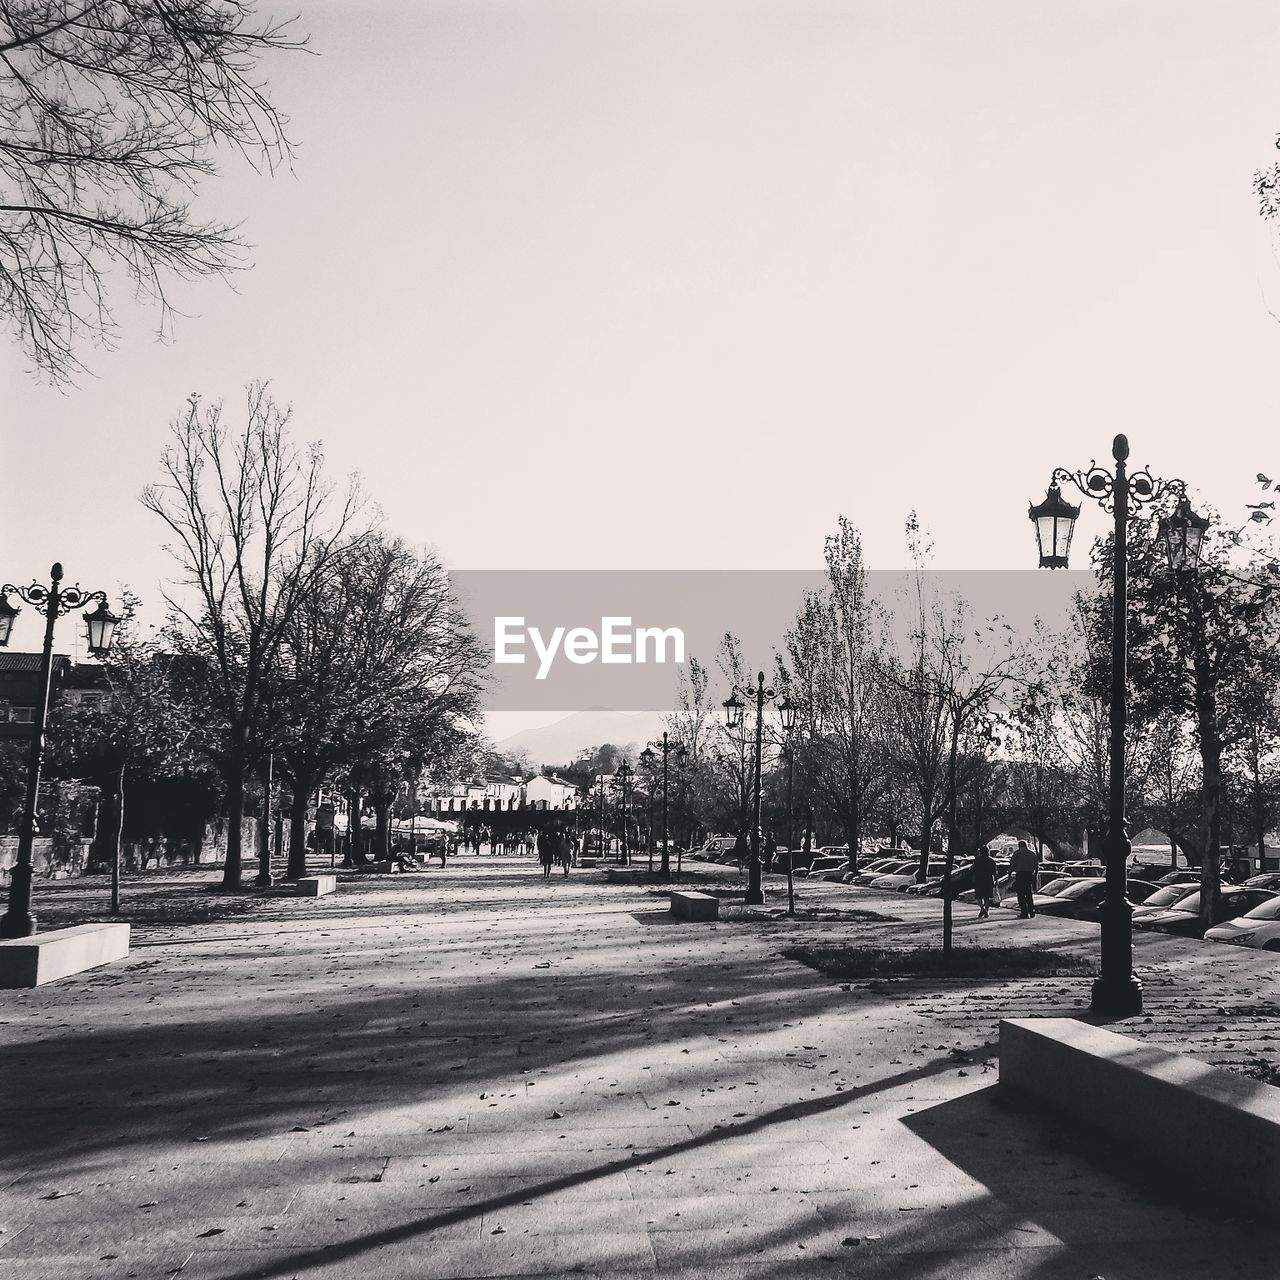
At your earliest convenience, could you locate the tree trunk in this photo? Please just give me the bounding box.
[223,760,246,888]
[287,780,312,880]
[110,762,125,915]
[1198,728,1223,927]
[374,797,391,861]
[348,789,368,866]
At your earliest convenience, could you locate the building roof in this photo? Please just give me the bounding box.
[0,652,70,674]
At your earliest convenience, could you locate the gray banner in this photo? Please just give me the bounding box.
[451,569,1093,712]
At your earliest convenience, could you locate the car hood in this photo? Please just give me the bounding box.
[1135,909,1195,927]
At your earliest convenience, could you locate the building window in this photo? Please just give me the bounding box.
[9,707,35,724]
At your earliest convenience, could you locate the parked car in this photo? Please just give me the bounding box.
[1155,870,1200,886]
[1242,872,1280,892]
[1026,877,1096,915]
[1135,887,1278,938]
[1056,860,1105,879]
[801,853,847,877]
[696,836,740,861]
[844,860,916,890]
[1131,883,1200,921]
[1033,878,1160,921]
[1204,894,1280,950]
[905,861,976,897]
[870,861,948,891]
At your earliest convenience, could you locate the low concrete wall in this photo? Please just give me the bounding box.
[0,923,131,988]
[1001,1017,1280,1221]
[296,875,337,897]
[670,890,718,921]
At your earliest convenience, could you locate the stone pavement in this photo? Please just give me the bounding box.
[2,856,1279,1280]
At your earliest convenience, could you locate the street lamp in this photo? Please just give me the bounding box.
[723,671,779,906]
[613,761,634,865]
[1029,435,1205,1015]
[642,731,687,878]
[0,564,119,937]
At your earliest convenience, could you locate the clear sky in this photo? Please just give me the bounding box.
[3,1,1279,646]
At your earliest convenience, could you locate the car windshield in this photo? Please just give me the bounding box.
[1171,893,1201,914]
[1039,878,1076,896]
[1242,896,1280,921]
[1143,885,1195,908]
[1056,879,1104,900]
[878,862,913,874]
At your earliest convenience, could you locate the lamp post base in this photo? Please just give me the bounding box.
[1090,974,1143,1018]
[0,863,37,937]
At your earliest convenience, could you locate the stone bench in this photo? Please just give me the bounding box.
[670,890,719,921]
[296,875,337,897]
[0,923,130,988]
[1001,1017,1280,1221]
[579,856,600,868]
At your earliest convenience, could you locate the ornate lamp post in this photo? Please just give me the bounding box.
[0,564,119,937]
[641,731,687,878]
[613,761,634,865]
[723,672,780,906]
[1029,435,1205,1015]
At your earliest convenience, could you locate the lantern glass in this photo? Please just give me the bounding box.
[1029,484,1081,570]
[83,600,120,655]
[1161,501,1209,573]
[776,695,798,732]
[0,594,18,647]
[723,692,745,729]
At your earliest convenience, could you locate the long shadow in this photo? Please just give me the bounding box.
[902,1084,1280,1247]
[197,1055,965,1280]
[1,935,884,1170]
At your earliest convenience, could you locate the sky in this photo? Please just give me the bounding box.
[3,0,1280,738]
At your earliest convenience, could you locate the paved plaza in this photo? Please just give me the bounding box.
[3,858,1280,1279]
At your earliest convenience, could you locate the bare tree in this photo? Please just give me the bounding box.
[780,518,891,873]
[0,1,302,380]
[141,384,366,888]
[276,535,487,875]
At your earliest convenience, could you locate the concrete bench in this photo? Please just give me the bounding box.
[365,860,400,874]
[0,923,130,988]
[296,875,337,897]
[579,856,600,868]
[1001,1017,1280,1221]
[670,890,719,921]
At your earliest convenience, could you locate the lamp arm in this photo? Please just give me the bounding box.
[1052,465,1187,516]
[2,580,106,617]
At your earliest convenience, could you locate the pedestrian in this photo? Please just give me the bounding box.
[556,828,572,877]
[733,831,748,873]
[1011,839,1039,918]
[973,844,997,919]
[538,829,555,879]
[764,831,777,874]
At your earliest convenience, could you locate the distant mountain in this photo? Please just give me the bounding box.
[496,709,667,767]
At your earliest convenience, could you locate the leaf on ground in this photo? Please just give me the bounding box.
[196,1227,225,1238]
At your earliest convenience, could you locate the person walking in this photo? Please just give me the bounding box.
[973,845,997,919]
[764,831,777,874]
[1011,839,1039,918]
[538,829,555,880]
[733,831,748,875]
[556,827,572,878]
